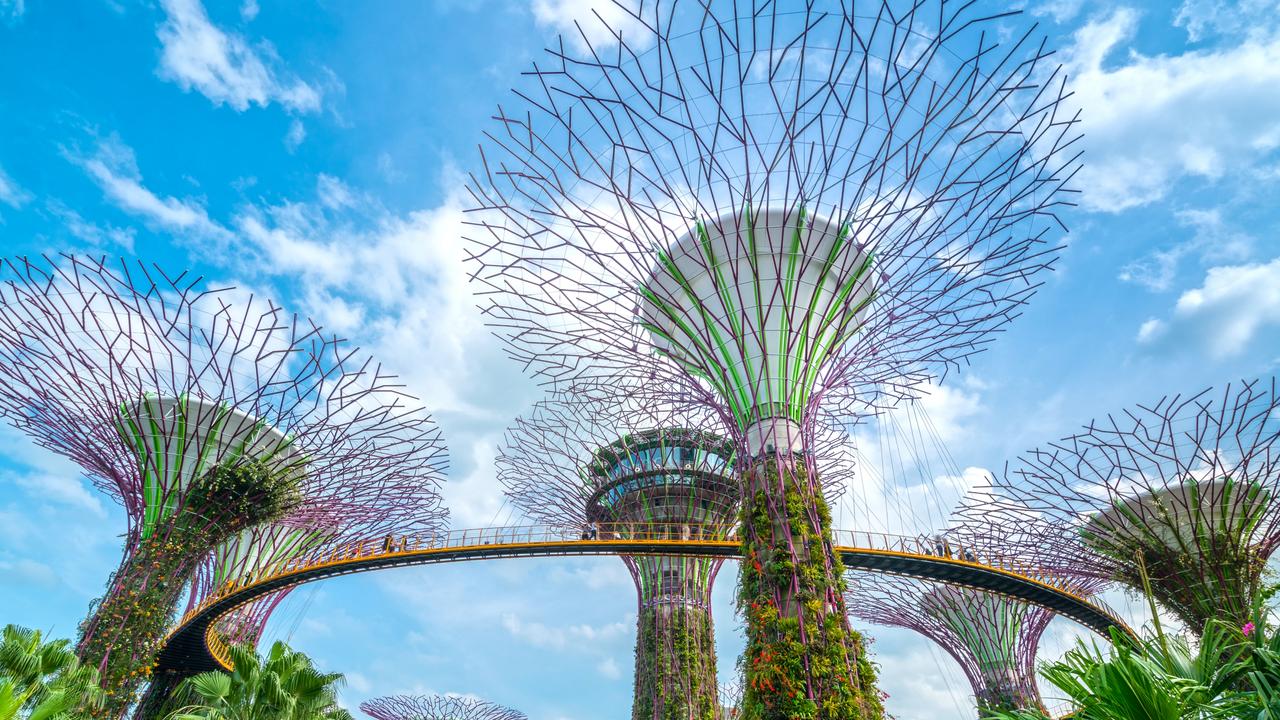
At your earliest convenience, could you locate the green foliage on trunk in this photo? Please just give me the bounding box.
[79,460,301,718]
[736,457,884,720]
[633,605,719,720]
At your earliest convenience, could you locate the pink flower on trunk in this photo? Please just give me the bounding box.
[1243,621,1257,637]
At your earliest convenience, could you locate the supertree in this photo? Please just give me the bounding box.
[498,381,864,720]
[499,385,736,720]
[360,695,527,720]
[0,255,448,717]
[963,378,1280,635]
[845,568,1104,716]
[465,0,1080,714]
[848,574,1043,713]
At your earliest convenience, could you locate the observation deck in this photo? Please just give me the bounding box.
[156,524,1134,675]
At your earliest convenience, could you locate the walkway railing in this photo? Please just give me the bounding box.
[172,523,1129,644]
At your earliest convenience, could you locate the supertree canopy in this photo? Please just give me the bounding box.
[966,378,1280,634]
[0,255,448,717]
[466,1,1079,715]
[360,695,527,720]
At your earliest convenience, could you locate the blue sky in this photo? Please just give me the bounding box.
[1,0,1279,718]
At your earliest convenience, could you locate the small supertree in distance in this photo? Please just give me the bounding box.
[847,501,1112,717]
[465,1,1080,715]
[360,695,527,720]
[847,575,1047,715]
[498,381,861,720]
[964,378,1280,635]
[499,384,735,720]
[0,255,448,717]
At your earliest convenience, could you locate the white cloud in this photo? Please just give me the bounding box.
[0,559,59,588]
[345,671,372,694]
[69,135,233,242]
[239,0,259,22]
[869,628,975,720]
[916,378,985,445]
[0,164,32,208]
[596,657,621,679]
[227,167,536,417]
[156,0,322,112]
[1174,0,1280,42]
[1032,0,1085,24]
[837,378,989,537]
[1065,8,1280,212]
[46,200,137,251]
[1136,318,1165,343]
[0,0,22,24]
[284,118,306,152]
[1136,257,1280,358]
[499,611,630,650]
[13,473,105,516]
[1118,208,1253,291]
[530,0,651,51]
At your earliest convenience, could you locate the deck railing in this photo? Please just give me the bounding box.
[171,523,1130,648]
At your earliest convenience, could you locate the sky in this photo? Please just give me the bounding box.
[0,0,1279,718]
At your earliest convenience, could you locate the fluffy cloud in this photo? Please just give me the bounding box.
[0,164,32,208]
[46,200,137,251]
[837,378,989,537]
[1118,208,1254,291]
[13,473,104,516]
[1136,257,1280,358]
[530,0,651,51]
[156,0,322,112]
[1065,8,1280,212]
[69,135,232,242]
[499,612,630,651]
[227,171,536,416]
[0,0,22,24]
[284,118,306,152]
[868,628,975,719]
[1174,0,1280,42]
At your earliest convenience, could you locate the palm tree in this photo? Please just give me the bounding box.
[0,626,101,720]
[166,641,352,720]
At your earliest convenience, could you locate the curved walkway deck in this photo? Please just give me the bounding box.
[157,525,1132,674]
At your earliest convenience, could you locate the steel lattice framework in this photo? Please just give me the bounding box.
[0,255,448,717]
[964,378,1280,634]
[360,695,527,720]
[465,0,1079,713]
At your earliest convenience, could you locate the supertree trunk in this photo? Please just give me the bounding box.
[79,521,206,718]
[633,602,720,720]
[82,459,302,718]
[737,456,882,720]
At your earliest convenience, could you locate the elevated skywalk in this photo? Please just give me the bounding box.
[156,524,1133,674]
